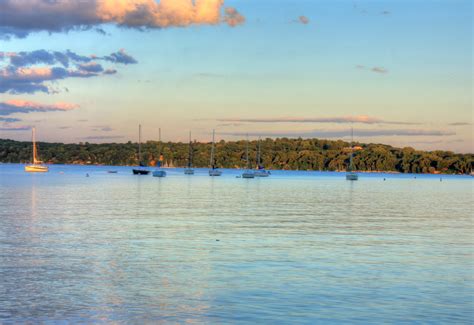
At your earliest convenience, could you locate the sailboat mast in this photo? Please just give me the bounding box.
[188,131,193,168]
[349,126,354,172]
[210,129,215,169]
[245,134,250,170]
[257,137,261,168]
[139,124,143,164]
[32,127,37,164]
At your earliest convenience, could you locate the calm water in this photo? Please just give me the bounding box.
[1,164,473,323]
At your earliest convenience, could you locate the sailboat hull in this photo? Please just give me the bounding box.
[209,170,222,176]
[153,170,167,177]
[184,169,194,175]
[242,172,255,178]
[346,173,358,181]
[133,169,150,175]
[254,170,270,177]
[25,165,49,172]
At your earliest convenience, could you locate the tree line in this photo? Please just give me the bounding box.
[0,138,472,174]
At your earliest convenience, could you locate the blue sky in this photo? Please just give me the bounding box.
[0,0,472,152]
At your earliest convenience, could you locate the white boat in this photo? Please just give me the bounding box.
[241,134,255,178]
[209,129,222,176]
[153,127,166,177]
[346,127,358,181]
[132,124,150,175]
[25,127,49,173]
[184,131,194,175]
[254,137,270,177]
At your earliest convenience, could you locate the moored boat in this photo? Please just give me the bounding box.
[133,124,150,175]
[25,127,49,173]
[184,131,194,175]
[346,127,358,181]
[209,129,222,176]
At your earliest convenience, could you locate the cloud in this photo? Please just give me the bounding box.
[223,7,245,27]
[0,100,78,116]
[92,125,114,132]
[298,16,309,24]
[0,117,21,123]
[357,65,389,74]
[83,135,124,140]
[103,49,137,65]
[0,0,245,39]
[217,115,419,125]
[448,122,471,126]
[1,49,137,68]
[0,125,30,131]
[221,129,456,138]
[371,67,388,74]
[0,49,136,94]
[78,62,104,73]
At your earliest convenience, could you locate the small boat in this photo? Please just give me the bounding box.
[241,134,255,179]
[132,124,150,175]
[254,137,270,177]
[25,127,49,173]
[184,131,194,175]
[209,129,222,176]
[153,128,166,177]
[346,127,358,181]
[107,170,118,174]
[153,170,166,177]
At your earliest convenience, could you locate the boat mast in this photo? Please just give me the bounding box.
[188,131,193,168]
[257,137,261,169]
[32,127,37,164]
[246,134,250,170]
[349,126,354,172]
[210,129,215,169]
[138,124,142,164]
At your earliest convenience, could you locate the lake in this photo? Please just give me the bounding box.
[0,164,472,323]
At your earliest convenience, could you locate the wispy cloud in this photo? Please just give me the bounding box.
[0,0,245,39]
[0,117,21,122]
[217,115,419,125]
[0,125,30,131]
[92,125,114,132]
[221,129,455,138]
[0,100,78,116]
[357,65,389,74]
[448,122,471,126]
[83,135,124,140]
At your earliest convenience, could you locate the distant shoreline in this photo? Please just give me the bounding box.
[1,138,472,175]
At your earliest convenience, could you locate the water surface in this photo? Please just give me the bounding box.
[1,164,473,323]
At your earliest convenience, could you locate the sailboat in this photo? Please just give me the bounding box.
[25,127,49,173]
[254,137,270,177]
[346,127,358,181]
[242,134,255,178]
[209,129,222,176]
[184,131,194,175]
[133,124,150,175]
[153,127,167,177]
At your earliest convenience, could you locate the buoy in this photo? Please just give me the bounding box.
[86,173,89,177]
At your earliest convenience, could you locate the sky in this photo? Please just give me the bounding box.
[0,0,472,153]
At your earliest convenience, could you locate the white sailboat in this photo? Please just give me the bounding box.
[242,134,255,178]
[25,127,49,173]
[346,127,358,181]
[209,129,222,176]
[184,131,194,175]
[254,137,270,177]
[153,127,167,177]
